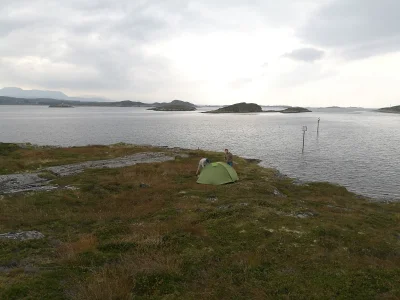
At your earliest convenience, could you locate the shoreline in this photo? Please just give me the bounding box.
[1,142,396,203]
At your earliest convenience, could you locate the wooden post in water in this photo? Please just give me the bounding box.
[317,118,320,135]
[302,126,307,153]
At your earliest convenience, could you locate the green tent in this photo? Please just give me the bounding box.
[197,162,239,185]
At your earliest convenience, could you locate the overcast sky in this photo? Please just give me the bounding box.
[1,0,399,107]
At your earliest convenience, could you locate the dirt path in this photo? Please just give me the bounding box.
[0,152,180,194]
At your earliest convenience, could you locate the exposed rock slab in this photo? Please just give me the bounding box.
[0,173,58,194]
[0,231,44,241]
[46,152,173,176]
[0,152,180,194]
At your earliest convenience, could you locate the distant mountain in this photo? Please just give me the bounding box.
[377,105,400,114]
[0,87,68,99]
[0,87,109,102]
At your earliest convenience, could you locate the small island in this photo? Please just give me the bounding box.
[280,107,312,113]
[377,105,400,114]
[262,106,312,114]
[205,102,262,113]
[148,100,196,111]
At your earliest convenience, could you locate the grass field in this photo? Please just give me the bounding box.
[0,143,399,299]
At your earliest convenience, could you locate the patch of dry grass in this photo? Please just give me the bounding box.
[72,251,182,300]
[58,234,98,261]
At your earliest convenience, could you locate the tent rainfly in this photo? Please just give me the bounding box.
[197,162,239,185]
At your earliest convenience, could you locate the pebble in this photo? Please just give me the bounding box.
[206,196,218,202]
[295,212,315,219]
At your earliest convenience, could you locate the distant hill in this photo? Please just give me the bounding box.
[148,100,196,111]
[0,92,197,109]
[0,87,109,102]
[378,105,400,114]
[206,102,262,114]
[0,96,80,106]
[0,96,152,107]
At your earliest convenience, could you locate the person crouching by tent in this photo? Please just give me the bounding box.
[196,158,211,175]
[224,149,233,167]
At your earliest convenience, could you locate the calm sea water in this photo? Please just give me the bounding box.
[1,105,399,201]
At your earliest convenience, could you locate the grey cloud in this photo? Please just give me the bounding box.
[0,0,178,93]
[0,19,31,36]
[0,0,326,97]
[283,48,325,62]
[298,0,400,59]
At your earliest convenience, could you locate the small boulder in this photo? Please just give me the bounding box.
[139,183,150,188]
[295,212,315,219]
[206,196,218,202]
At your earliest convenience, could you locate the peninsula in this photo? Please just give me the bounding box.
[0,142,399,299]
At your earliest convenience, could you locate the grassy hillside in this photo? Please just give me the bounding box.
[0,143,399,299]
